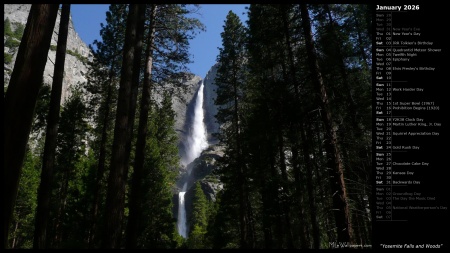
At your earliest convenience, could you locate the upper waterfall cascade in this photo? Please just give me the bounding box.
[181,82,209,167]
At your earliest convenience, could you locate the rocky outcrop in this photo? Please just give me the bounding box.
[199,178,223,202]
[176,143,224,203]
[4,4,91,104]
[169,75,203,136]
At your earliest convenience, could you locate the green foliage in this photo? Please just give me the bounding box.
[4,18,25,41]
[214,10,247,126]
[137,93,180,248]
[13,22,25,39]
[5,37,21,48]
[187,225,206,249]
[205,190,239,249]
[4,18,13,36]
[150,4,205,100]
[171,225,186,248]
[4,53,13,64]
[91,4,127,72]
[189,183,208,229]
[47,87,90,248]
[50,149,97,249]
[187,182,208,249]
[56,87,89,165]
[67,49,88,64]
[49,44,88,64]
[8,148,41,248]
[31,84,52,134]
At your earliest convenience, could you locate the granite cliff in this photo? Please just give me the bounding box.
[4,4,92,104]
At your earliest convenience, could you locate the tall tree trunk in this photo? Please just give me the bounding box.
[3,5,59,248]
[32,5,71,249]
[277,128,294,249]
[358,192,371,243]
[124,3,146,189]
[102,4,140,248]
[269,149,283,248]
[126,4,155,249]
[300,3,354,244]
[245,192,256,248]
[273,85,293,248]
[258,134,273,249]
[289,140,308,248]
[260,185,273,249]
[311,119,335,243]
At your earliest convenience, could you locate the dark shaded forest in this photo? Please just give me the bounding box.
[3,4,372,249]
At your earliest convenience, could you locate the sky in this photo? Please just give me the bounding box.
[70,4,249,79]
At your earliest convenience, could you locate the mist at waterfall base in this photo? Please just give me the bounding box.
[177,82,208,238]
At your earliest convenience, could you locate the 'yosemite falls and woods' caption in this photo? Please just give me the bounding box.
[4,4,377,249]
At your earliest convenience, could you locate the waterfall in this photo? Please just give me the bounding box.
[177,82,208,238]
[181,82,209,167]
[177,182,188,238]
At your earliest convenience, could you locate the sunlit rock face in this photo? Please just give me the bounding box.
[202,63,220,144]
[4,4,92,105]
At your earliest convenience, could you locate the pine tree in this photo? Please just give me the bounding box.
[150,4,205,97]
[138,93,180,248]
[85,4,127,247]
[214,10,255,249]
[187,182,208,249]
